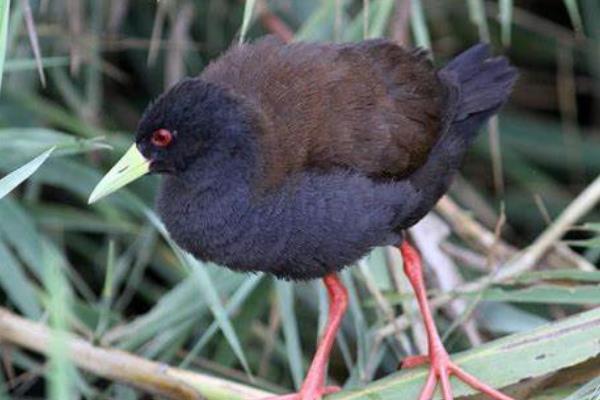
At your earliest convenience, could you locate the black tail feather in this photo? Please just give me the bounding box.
[440,43,518,127]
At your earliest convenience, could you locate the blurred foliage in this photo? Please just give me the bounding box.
[0,0,598,399]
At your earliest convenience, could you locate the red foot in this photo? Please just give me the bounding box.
[399,242,514,400]
[263,385,341,400]
[264,274,348,400]
[401,349,514,400]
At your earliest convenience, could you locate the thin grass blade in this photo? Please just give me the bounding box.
[0,240,42,318]
[275,279,305,390]
[19,0,45,86]
[3,56,68,71]
[0,0,10,91]
[42,242,76,400]
[341,270,368,380]
[180,274,263,368]
[409,0,431,50]
[239,0,257,44]
[186,254,254,378]
[466,0,490,42]
[564,0,584,35]
[95,240,116,339]
[499,0,513,46]
[0,146,54,200]
[367,0,394,38]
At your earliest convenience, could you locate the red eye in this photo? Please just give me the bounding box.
[151,129,173,147]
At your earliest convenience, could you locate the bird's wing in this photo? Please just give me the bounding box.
[201,36,446,188]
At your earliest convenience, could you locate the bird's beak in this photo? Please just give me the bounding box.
[88,144,150,204]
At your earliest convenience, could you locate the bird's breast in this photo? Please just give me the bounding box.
[157,177,246,256]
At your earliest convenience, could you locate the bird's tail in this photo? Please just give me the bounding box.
[439,43,518,144]
[395,44,517,228]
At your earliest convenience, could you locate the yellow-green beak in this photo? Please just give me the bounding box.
[88,144,150,204]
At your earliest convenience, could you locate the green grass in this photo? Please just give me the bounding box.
[0,146,54,199]
[0,0,10,91]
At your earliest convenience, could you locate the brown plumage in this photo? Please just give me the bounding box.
[201,36,444,188]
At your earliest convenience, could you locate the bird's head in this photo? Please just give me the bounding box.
[88,77,254,204]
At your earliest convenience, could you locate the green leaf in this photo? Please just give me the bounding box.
[275,279,304,389]
[186,254,254,378]
[367,0,394,39]
[31,204,135,234]
[564,0,584,34]
[466,0,490,41]
[331,307,600,399]
[499,0,513,46]
[341,270,369,381]
[470,284,600,305]
[0,197,44,280]
[0,240,42,318]
[296,1,336,41]
[3,56,69,71]
[0,146,54,200]
[514,269,600,284]
[239,0,256,44]
[109,277,212,349]
[565,237,600,248]
[95,240,116,339]
[180,274,263,368]
[0,0,10,91]
[478,302,548,334]
[410,0,431,49]
[0,128,109,169]
[382,283,600,306]
[42,241,77,400]
[579,223,600,232]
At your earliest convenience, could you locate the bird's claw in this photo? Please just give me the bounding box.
[402,350,515,400]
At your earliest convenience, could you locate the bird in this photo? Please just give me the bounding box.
[89,36,517,400]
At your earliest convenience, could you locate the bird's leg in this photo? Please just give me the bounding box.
[264,274,348,400]
[399,242,514,400]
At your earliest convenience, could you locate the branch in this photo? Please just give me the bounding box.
[436,195,596,271]
[0,307,273,400]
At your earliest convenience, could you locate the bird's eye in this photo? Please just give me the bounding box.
[151,129,173,147]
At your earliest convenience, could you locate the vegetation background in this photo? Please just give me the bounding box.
[0,0,599,399]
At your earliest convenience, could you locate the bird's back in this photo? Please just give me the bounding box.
[200,36,445,188]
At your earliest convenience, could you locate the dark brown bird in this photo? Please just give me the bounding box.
[89,36,517,400]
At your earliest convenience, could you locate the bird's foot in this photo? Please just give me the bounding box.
[264,275,347,400]
[401,349,514,400]
[263,385,341,400]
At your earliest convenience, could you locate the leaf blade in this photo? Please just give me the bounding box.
[331,307,600,399]
[0,0,10,91]
[239,0,257,44]
[0,146,54,200]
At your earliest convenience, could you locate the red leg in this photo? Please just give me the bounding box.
[264,274,348,400]
[399,242,514,400]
